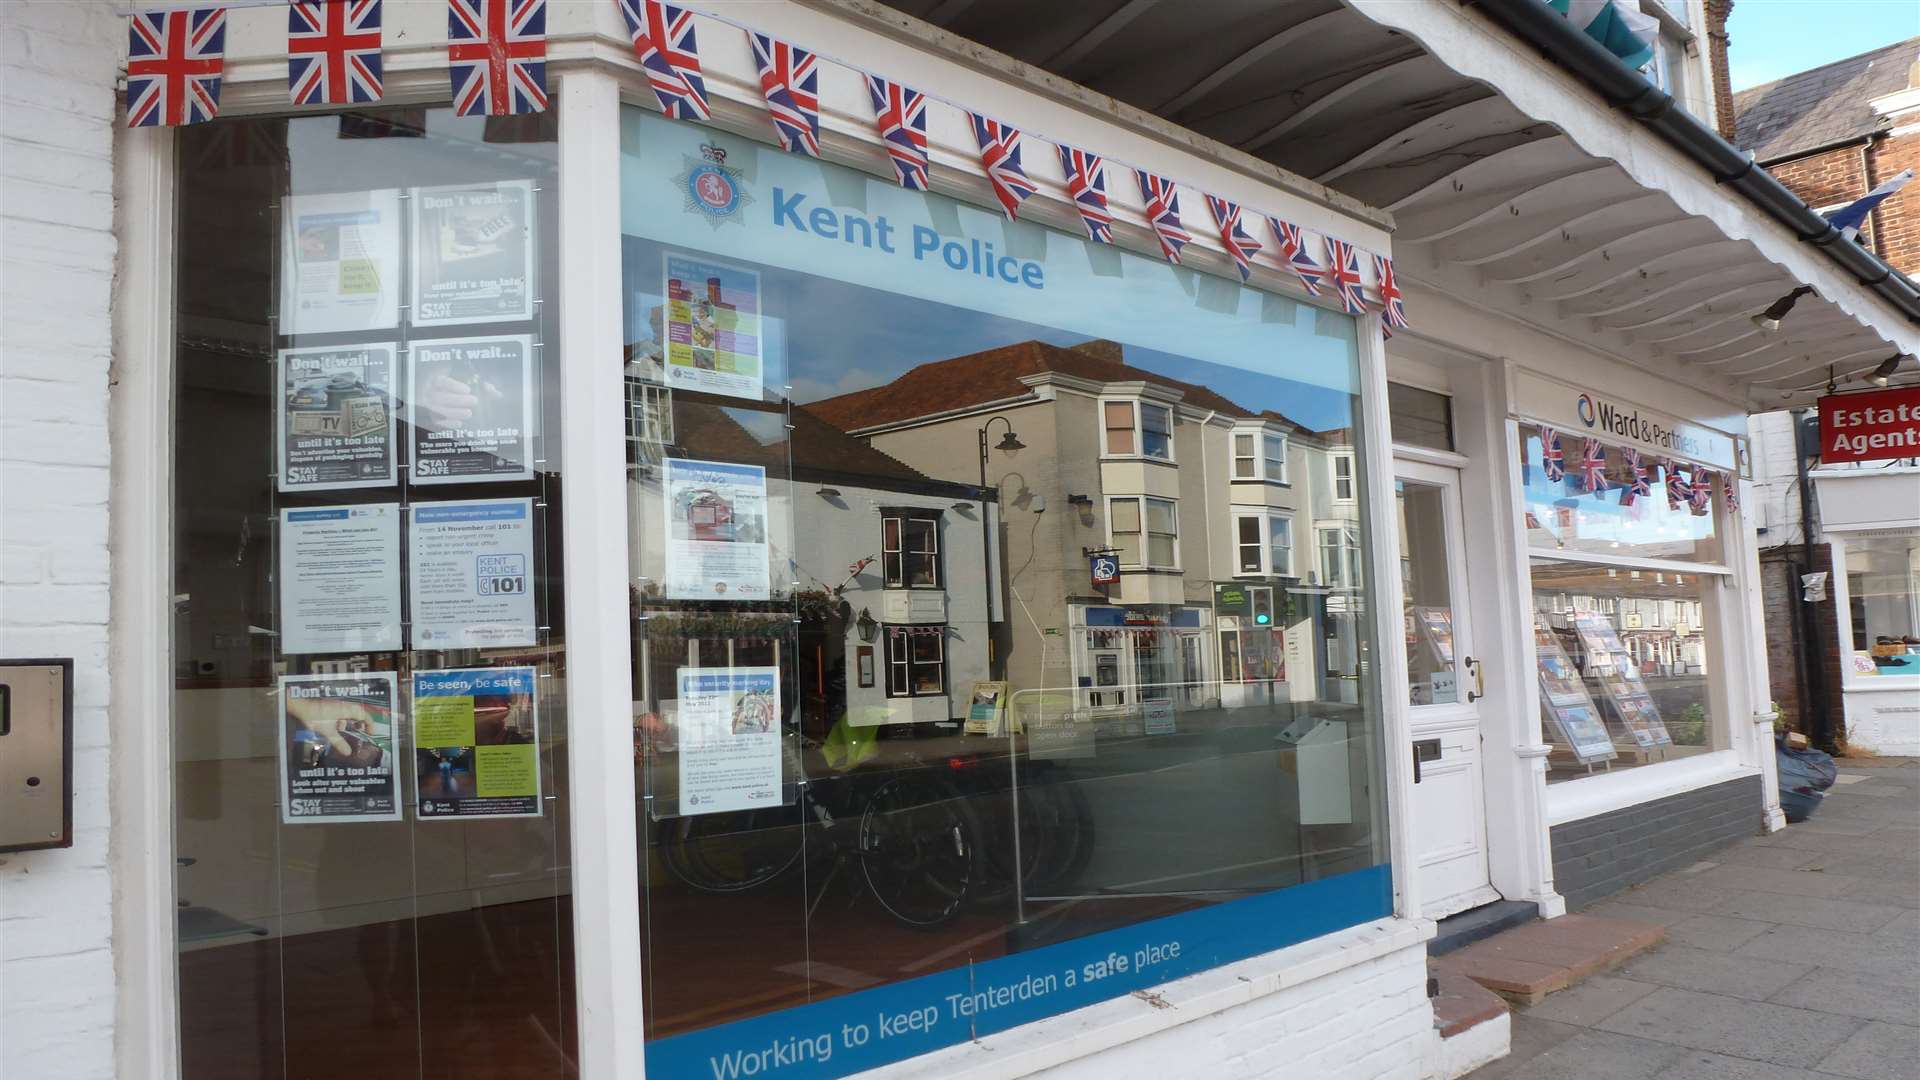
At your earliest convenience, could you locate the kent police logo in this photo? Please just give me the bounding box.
[674,144,752,228]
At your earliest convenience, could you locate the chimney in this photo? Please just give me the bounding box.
[1068,339,1125,364]
[1704,0,1738,140]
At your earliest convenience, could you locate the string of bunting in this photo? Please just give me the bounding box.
[1532,430,1740,516]
[124,0,1408,331]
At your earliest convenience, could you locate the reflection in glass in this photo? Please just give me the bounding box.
[1519,423,1722,564]
[1845,536,1920,677]
[620,107,1388,1064]
[1400,481,1458,706]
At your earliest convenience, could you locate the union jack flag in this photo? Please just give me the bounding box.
[1135,170,1190,264]
[750,33,818,155]
[1374,254,1408,334]
[1721,472,1741,514]
[866,76,929,190]
[968,114,1038,219]
[1690,468,1715,515]
[1538,426,1565,483]
[1204,194,1262,282]
[1621,448,1651,506]
[618,0,710,121]
[1056,144,1111,243]
[1325,237,1367,316]
[289,1,382,106]
[448,0,547,116]
[1268,217,1324,296]
[1666,462,1690,511]
[1578,438,1610,494]
[126,8,226,128]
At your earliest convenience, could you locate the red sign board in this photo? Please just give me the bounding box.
[1818,387,1920,464]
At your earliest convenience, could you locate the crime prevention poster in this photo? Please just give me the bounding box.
[408,334,535,484]
[279,189,402,335]
[414,666,542,819]
[677,666,781,816]
[410,180,535,327]
[409,498,537,648]
[662,252,763,401]
[277,343,397,492]
[277,671,402,824]
[662,458,770,601]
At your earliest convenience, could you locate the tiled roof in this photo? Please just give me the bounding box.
[674,398,934,485]
[1733,37,1919,164]
[802,338,1294,433]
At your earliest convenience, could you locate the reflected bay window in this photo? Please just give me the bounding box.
[1319,525,1360,587]
[882,511,941,588]
[1233,430,1287,482]
[1233,510,1293,576]
[1103,399,1174,460]
[885,627,946,696]
[1111,496,1178,569]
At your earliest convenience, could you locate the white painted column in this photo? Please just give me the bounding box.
[556,67,648,1079]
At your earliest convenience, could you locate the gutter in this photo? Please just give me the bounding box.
[1466,0,1920,326]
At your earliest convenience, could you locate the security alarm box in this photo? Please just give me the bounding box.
[0,660,73,852]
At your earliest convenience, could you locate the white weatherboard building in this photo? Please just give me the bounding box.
[3,2,1918,1079]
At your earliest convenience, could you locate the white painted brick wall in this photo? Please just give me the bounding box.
[0,2,125,1078]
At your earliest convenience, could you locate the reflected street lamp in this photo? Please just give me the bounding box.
[977,416,1023,679]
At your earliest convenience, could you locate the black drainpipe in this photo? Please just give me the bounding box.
[1465,0,1920,329]
[1791,408,1835,750]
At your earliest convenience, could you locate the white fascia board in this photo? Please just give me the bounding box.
[1345,0,1920,359]
[205,0,1392,274]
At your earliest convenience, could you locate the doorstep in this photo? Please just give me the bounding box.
[1428,913,1664,1006]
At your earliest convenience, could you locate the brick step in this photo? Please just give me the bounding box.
[1429,914,1665,1007]
[1430,969,1509,1038]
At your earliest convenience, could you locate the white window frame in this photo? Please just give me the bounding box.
[1231,508,1294,577]
[885,627,948,697]
[1319,524,1361,588]
[1108,495,1181,570]
[1332,452,1356,502]
[1231,429,1288,483]
[1101,397,1175,462]
[882,512,942,589]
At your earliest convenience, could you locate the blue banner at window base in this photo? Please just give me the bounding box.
[646,863,1393,1079]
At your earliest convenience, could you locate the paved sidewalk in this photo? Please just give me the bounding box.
[1472,760,1920,1080]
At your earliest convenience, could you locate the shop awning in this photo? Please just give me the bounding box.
[845,0,1919,411]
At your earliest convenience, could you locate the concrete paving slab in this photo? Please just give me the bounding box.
[1710,844,1825,872]
[1765,966,1920,1025]
[1831,875,1920,909]
[1595,986,1865,1068]
[1479,1028,1683,1080]
[1869,909,1919,946]
[1586,901,1696,927]
[1467,1016,1581,1079]
[1688,864,1867,901]
[1522,974,1661,1027]
[1735,926,1920,989]
[1815,1020,1920,1080]
[1652,1050,1834,1079]
[1610,876,1741,914]
[1712,891,1909,934]
[1788,851,1920,882]
[1616,945,1813,1002]
[1660,915,1775,953]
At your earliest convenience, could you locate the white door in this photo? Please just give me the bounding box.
[1398,459,1497,918]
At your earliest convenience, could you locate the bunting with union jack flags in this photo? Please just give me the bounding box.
[968,114,1038,219]
[126,8,227,127]
[1325,237,1367,315]
[1135,171,1191,264]
[448,0,547,116]
[1056,145,1111,243]
[1578,438,1610,494]
[1204,194,1262,282]
[1666,461,1690,511]
[1689,467,1715,515]
[749,33,819,156]
[289,1,382,106]
[866,76,930,190]
[1721,472,1741,514]
[1621,448,1651,506]
[1538,426,1566,484]
[1374,254,1408,336]
[1268,218,1325,296]
[619,0,711,121]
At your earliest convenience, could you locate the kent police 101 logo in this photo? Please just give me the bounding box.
[673,143,753,229]
[1576,393,1598,427]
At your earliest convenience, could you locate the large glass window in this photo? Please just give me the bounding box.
[620,108,1388,1074]
[1843,536,1920,678]
[171,109,573,1076]
[1516,422,1733,782]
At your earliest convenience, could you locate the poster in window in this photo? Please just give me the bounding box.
[1412,605,1455,665]
[677,666,782,815]
[277,672,401,824]
[408,334,535,484]
[277,343,397,492]
[413,666,542,819]
[279,503,403,655]
[662,253,763,401]
[278,189,402,335]
[409,180,535,326]
[1533,615,1616,764]
[662,457,770,601]
[408,498,537,649]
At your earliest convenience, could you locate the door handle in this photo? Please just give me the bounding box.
[1465,657,1485,703]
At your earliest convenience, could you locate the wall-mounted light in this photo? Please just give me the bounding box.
[1067,493,1093,508]
[855,607,878,642]
[1750,285,1814,333]
[950,502,973,512]
[815,487,842,499]
[1867,354,1908,386]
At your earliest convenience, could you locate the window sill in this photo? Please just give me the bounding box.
[1100,454,1177,467]
[859,916,1431,1079]
[1842,676,1920,694]
[1228,476,1290,487]
[1545,749,1756,827]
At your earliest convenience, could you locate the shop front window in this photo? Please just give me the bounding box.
[170,109,573,1075]
[620,107,1386,1075]
[1516,424,1733,782]
[1843,536,1920,678]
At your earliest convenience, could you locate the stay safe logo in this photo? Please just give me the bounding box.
[673,144,753,229]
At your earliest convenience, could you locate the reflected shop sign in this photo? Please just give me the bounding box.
[1818,386,1920,464]
[1510,369,1739,473]
[646,866,1390,1079]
